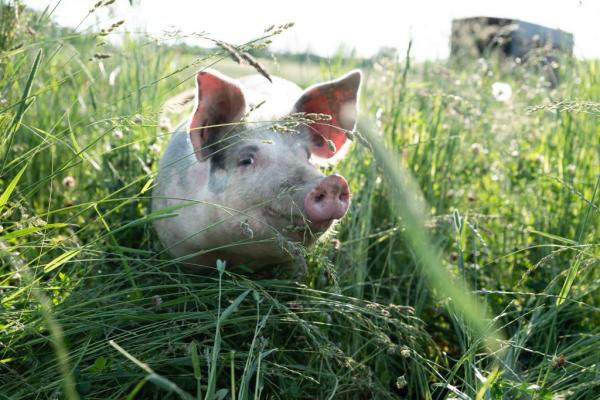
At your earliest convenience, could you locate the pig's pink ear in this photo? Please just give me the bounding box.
[293,70,361,159]
[189,69,246,161]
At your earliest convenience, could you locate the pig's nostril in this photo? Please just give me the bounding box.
[304,174,350,229]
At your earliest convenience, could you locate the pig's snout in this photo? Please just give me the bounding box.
[304,174,350,230]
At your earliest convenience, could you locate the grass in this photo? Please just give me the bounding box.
[1,2,599,399]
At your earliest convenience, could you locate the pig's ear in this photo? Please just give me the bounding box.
[189,69,246,161]
[293,70,361,159]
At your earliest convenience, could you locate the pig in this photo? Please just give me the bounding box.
[152,68,361,278]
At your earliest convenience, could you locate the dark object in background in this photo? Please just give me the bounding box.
[451,17,573,59]
[451,17,573,86]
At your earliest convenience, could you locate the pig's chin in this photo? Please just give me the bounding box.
[262,205,332,242]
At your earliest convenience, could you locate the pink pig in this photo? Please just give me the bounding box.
[152,69,361,278]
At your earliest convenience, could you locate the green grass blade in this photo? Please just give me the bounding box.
[1,223,67,241]
[0,163,27,212]
[43,248,81,273]
[218,290,250,324]
[556,175,599,305]
[1,48,43,174]
[359,118,504,352]
[109,340,194,400]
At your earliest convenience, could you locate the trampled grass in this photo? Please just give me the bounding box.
[0,3,599,399]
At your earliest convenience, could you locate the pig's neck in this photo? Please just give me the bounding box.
[156,129,211,203]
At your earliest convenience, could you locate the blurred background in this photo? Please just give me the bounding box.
[23,0,600,60]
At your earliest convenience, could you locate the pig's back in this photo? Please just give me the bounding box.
[152,122,196,212]
[238,74,303,120]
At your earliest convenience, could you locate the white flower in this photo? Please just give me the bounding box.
[108,67,121,86]
[150,143,161,154]
[375,108,384,129]
[62,176,76,189]
[492,82,512,102]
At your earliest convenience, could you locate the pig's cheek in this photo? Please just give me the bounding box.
[207,169,229,194]
[187,163,208,189]
[228,175,261,208]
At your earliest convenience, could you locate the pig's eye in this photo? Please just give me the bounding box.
[238,155,255,167]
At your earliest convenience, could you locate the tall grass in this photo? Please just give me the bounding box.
[1,2,598,399]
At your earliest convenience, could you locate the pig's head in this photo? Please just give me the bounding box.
[186,69,361,265]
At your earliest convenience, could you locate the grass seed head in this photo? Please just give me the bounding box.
[400,346,412,358]
[395,375,407,389]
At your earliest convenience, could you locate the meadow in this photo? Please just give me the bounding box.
[0,2,599,399]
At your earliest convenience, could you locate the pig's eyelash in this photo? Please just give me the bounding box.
[302,146,311,159]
